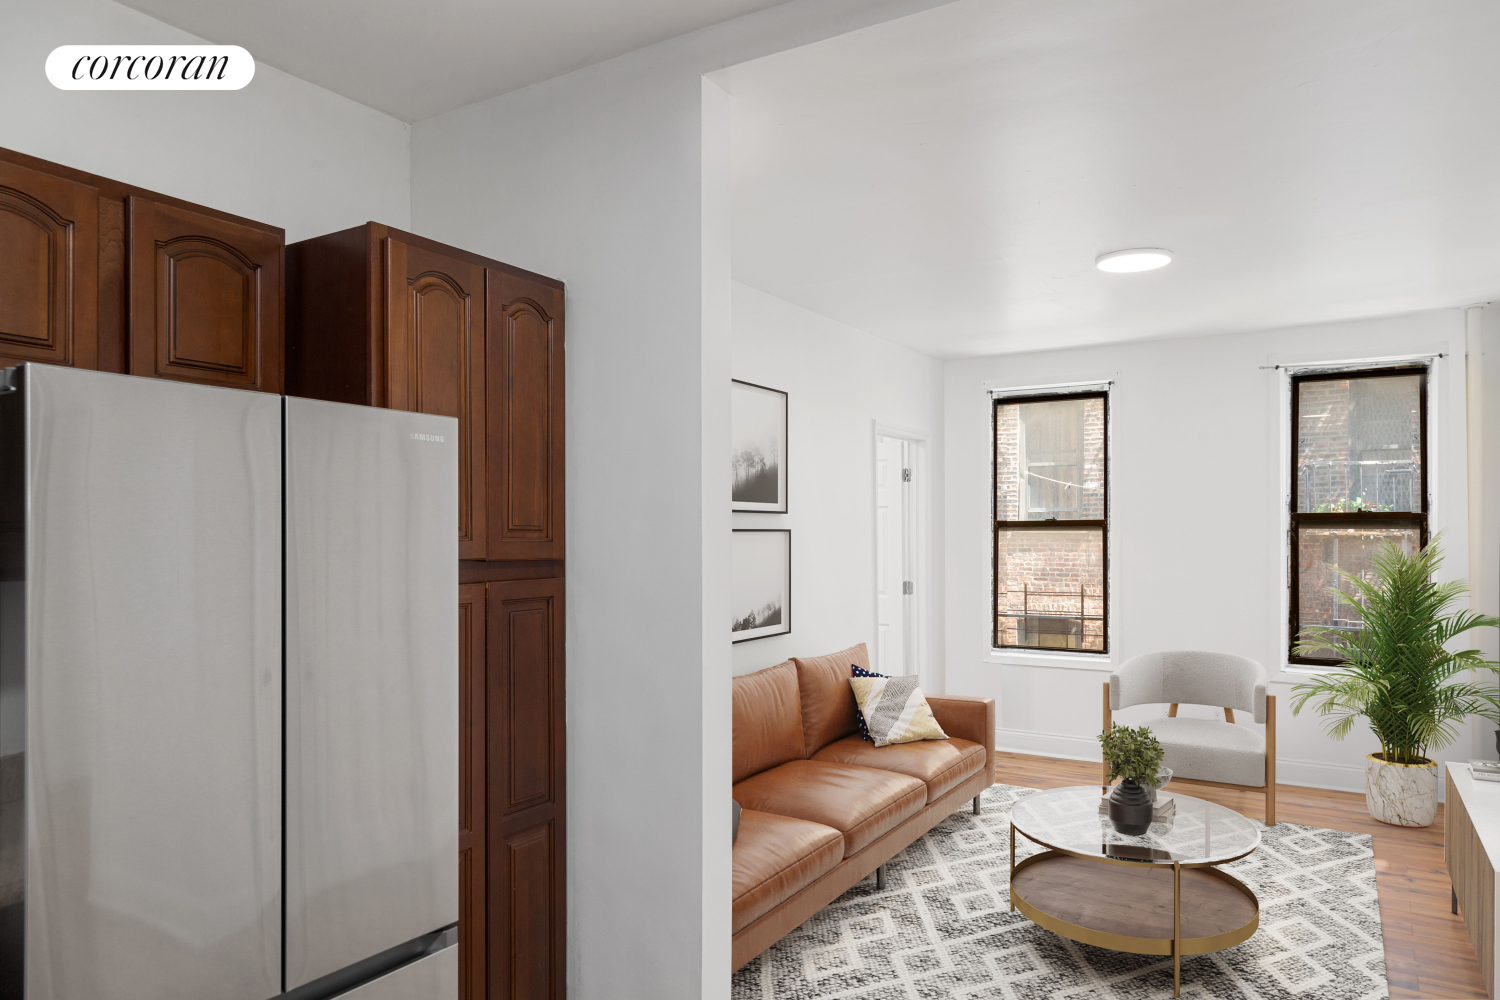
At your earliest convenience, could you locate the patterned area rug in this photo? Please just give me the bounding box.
[732,784,1388,999]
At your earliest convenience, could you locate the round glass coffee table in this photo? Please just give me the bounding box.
[1008,786,1261,998]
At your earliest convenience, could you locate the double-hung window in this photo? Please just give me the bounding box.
[993,390,1108,652]
[1289,366,1428,665]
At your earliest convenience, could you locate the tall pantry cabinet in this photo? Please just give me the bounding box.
[287,223,566,1000]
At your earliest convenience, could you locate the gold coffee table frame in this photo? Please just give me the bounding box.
[1008,819,1259,998]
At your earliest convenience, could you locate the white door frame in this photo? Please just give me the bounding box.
[872,421,930,686]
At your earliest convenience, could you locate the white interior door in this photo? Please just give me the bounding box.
[876,435,909,675]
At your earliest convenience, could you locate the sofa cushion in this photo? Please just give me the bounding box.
[851,664,884,741]
[812,735,986,804]
[733,759,926,857]
[1152,716,1266,788]
[850,673,948,747]
[792,643,869,755]
[731,810,843,933]
[733,660,805,783]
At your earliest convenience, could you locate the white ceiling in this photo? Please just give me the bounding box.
[115,0,789,121]
[719,0,1500,359]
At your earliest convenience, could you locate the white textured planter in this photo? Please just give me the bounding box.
[1364,753,1438,827]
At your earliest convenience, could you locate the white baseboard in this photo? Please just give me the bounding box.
[1273,758,1365,795]
[994,727,1100,763]
[994,727,1376,797]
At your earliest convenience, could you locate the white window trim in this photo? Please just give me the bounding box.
[1272,351,1445,676]
[989,378,1116,662]
[987,647,1117,670]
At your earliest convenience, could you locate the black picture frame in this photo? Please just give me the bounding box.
[732,379,788,512]
[731,529,791,643]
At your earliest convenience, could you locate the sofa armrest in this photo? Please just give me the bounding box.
[928,694,995,785]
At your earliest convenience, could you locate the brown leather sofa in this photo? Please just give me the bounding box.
[730,643,995,971]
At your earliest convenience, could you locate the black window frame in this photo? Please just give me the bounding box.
[1288,365,1429,666]
[992,389,1110,654]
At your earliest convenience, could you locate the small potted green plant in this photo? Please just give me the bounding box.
[1292,536,1500,827]
[1099,723,1165,835]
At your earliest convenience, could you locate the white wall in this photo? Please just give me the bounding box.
[0,0,410,241]
[416,55,727,1000]
[945,308,1480,794]
[730,281,945,683]
[1476,304,1500,761]
[407,3,955,996]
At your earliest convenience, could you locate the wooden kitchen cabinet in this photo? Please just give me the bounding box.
[289,223,567,999]
[389,238,487,558]
[287,222,564,563]
[0,146,285,389]
[488,273,565,562]
[459,582,489,1000]
[0,159,99,372]
[287,224,489,558]
[485,577,565,1000]
[128,196,283,392]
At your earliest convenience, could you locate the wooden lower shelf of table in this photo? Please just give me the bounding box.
[1011,851,1259,957]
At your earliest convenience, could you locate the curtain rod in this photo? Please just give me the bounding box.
[987,379,1114,396]
[1259,352,1445,371]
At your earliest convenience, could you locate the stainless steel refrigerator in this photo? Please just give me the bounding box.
[0,364,458,1000]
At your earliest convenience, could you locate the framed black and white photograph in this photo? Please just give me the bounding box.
[732,380,788,512]
[731,529,791,643]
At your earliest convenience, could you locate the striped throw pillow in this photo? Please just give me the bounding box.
[849,673,948,748]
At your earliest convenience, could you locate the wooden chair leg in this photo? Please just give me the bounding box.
[1167,703,1179,718]
[1223,707,1235,723]
[1102,682,1112,786]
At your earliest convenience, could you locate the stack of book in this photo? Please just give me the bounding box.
[1470,760,1500,783]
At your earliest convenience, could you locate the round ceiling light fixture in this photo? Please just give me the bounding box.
[1095,248,1173,273]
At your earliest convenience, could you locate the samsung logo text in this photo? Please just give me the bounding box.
[410,433,445,443]
[47,46,254,90]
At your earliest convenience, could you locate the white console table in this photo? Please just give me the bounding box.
[1447,765,1500,996]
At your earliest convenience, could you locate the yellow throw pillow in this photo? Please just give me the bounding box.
[849,674,948,747]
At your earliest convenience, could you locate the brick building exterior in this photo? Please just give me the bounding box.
[1296,376,1420,513]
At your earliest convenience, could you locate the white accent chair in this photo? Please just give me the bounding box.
[1103,651,1276,826]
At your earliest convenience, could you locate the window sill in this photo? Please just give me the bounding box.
[1277,664,1340,680]
[987,648,1113,671]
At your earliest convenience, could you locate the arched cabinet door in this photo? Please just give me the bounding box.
[0,161,99,371]
[127,196,283,392]
[458,582,487,1000]
[487,272,564,561]
[385,238,488,560]
[485,577,564,1000]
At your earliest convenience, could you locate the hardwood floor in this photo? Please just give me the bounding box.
[994,751,1485,999]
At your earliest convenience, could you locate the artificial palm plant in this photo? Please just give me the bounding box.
[1291,536,1500,765]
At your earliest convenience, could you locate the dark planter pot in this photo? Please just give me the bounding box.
[1108,780,1154,835]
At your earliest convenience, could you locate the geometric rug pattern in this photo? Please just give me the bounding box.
[732,784,1388,999]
